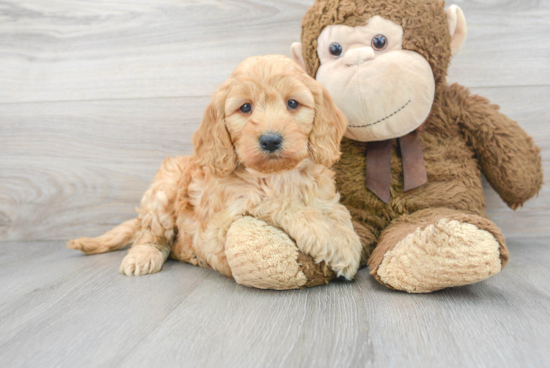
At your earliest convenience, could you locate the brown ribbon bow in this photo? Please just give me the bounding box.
[365,130,428,203]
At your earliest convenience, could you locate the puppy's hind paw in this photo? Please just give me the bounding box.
[120,246,166,276]
[67,238,105,254]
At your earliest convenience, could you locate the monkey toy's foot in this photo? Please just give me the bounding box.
[368,209,509,293]
[225,216,335,290]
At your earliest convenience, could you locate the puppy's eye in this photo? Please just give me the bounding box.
[372,35,388,51]
[240,103,252,114]
[287,100,299,110]
[329,42,343,58]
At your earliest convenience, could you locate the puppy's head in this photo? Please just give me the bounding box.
[193,55,347,176]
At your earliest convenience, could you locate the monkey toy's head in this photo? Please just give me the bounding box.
[291,0,467,142]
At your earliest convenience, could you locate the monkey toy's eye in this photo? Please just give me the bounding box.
[240,103,252,113]
[329,42,343,58]
[371,35,388,51]
[287,99,299,110]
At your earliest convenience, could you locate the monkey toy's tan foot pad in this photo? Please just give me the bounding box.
[368,209,509,293]
[226,217,335,290]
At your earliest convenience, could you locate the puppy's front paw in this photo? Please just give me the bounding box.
[120,246,165,276]
[328,227,362,280]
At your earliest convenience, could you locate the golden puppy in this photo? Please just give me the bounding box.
[68,55,362,280]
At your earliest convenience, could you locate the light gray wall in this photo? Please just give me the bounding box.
[1,0,548,241]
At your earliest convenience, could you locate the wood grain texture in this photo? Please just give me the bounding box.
[1,239,549,368]
[1,0,549,241]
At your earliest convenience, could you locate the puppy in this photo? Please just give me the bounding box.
[68,55,362,280]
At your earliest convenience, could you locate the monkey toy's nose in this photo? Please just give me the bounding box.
[259,133,283,153]
[344,47,376,66]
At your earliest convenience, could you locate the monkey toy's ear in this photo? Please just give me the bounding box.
[446,5,467,57]
[290,42,307,71]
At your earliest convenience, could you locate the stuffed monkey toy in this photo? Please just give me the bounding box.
[221,0,542,292]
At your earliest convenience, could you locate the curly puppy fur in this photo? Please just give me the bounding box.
[297,0,543,288]
[68,55,362,280]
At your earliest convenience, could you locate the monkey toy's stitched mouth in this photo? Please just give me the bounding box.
[348,100,412,128]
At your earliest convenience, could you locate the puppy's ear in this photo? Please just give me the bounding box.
[308,81,347,167]
[192,89,236,176]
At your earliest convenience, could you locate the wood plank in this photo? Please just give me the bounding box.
[0,0,549,104]
[0,239,549,368]
[447,0,550,88]
[0,0,311,103]
[1,0,548,241]
[0,96,204,241]
[0,241,215,368]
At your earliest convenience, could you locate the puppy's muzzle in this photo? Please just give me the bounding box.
[259,133,283,153]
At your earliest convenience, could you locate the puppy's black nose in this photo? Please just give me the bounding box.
[259,133,283,153]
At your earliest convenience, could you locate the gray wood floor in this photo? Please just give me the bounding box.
[1,239,549,368]
[1,1,550,367]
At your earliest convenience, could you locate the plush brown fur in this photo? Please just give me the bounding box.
[300,0,452,88]
[335,76,542,266]
[367,207,510,288]
[297,0,543,290]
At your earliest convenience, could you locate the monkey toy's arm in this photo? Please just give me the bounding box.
[451,84,543,209]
